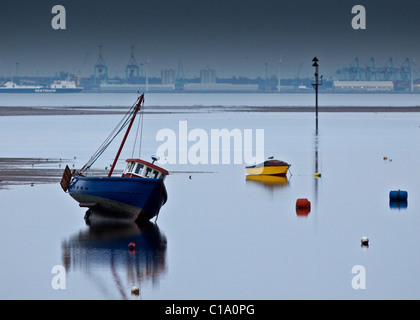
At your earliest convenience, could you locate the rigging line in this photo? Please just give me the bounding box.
[130,94,145,158]
[93,98,137,151]
[138,99,145,159]
[81,113,132,171]
[89,110,134,164]
[88,107,133,156]
[131,111,142,158]
[79,98,139,172]
[97,100,138,150]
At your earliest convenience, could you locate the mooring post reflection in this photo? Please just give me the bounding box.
[61,211,167,299]
[314,131,319,203]
[306,130,321,219]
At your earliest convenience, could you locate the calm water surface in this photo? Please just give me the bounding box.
[1,94,420,299]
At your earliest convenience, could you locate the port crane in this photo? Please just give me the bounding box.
[94,45,108,86]
[126,46,139,83]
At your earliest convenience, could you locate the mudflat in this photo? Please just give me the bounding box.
[1,105,420,117]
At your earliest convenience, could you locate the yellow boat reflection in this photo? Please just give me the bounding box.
[246,174,288,186]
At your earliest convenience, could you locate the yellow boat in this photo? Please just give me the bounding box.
[246,159,290,176]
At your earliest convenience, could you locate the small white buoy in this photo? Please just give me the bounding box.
[131,286,140,298]
[361,237,369,246]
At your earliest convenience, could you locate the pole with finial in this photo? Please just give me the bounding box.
[311,57,322,133]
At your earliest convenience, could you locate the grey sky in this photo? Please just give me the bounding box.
[0,0,419,78]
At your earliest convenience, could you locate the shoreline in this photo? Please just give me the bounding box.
[0,157,110,188]
[2,105,420,116]
[0,157,206,188]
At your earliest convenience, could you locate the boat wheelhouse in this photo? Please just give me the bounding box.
[122,159,168,180]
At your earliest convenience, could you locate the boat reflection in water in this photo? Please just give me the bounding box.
[389,199,408,210]
[62,210,167,299]
[245,174,289,190]
[296,206,311,217]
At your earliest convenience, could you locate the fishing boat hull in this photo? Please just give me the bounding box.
[68,176,167,222]
[246,160,290,176]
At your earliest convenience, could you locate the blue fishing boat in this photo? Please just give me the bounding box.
[60,94,168,222]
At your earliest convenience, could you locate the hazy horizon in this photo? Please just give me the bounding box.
[1,0,419,79]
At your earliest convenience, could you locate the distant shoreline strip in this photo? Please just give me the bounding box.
[1,105,420,116]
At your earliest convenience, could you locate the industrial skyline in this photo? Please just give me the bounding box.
[4,51,418,84]
[1,0,420,79]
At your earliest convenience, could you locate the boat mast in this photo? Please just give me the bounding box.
[108,94,144,177]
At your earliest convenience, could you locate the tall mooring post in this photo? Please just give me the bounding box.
[311,57,322,133]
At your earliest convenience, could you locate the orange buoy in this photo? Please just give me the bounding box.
[296,207,311,217]
[296,198,311,217]
[296,198,311,209]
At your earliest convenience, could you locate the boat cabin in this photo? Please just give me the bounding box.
[122,159,169,180]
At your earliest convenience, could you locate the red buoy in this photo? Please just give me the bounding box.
[296,199,311,216]
[296,198,311,209]
[128,242,136,253]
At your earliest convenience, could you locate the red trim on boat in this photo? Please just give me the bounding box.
[126,158,169,175]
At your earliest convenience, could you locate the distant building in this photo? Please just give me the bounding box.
[161,69,176,85]
[333,81,394,92]
[100,83,175,92]
[183,83,258,92]
[200,68,216,84]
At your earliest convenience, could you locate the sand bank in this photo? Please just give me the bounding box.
[1,105,420,116]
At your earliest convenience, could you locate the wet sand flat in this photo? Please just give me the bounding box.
[0,157,109,188]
